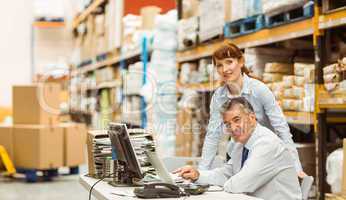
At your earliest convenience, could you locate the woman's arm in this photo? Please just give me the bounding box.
[259,84,303,173]
[199,92,223,170]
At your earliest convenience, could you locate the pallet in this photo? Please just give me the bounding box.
[224,15,265,38]
[77,59,92,68]
[16,166,79,183]
[199,27,224,43]
[199,33,224,45]
[265,2,314,28]
[96,52,108,62]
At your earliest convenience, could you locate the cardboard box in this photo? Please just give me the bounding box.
[13,125,63,169]
[140,6,161,30]
[60,123,87,167]
[0,126,14,170]
[13,84,61,125]
[86,130,109,176]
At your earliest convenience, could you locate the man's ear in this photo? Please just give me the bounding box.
[249,112,256,123]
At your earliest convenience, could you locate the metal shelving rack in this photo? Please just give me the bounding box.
[176,1,346,199]
[68,0,153,128]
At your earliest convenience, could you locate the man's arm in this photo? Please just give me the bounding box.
[196,159,234,186]
[223,140,285,193]
[260,84,303,173]
[199,93,223,170]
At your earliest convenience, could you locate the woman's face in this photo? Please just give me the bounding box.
[215,57,244,84]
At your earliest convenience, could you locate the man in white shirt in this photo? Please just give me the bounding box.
[175,97,302,200]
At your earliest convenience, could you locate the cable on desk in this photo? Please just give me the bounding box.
[88,174,115,200]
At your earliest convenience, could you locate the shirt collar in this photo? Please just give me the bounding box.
[244,123,260,150]
[221,74,251,98]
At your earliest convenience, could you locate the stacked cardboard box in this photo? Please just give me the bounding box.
[0,84,86,171]
[263,62,294,106]
[323,58,346,92]
[60,123,87,167]
[95,66,120,84]
[281,63,315,112]
[76,0,123,63]
[319,58,346,105]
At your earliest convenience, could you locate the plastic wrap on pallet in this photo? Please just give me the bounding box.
[178,17,198,50]
[151,51,176,63]
[246,0,263,17]
[262,0,306,16]
[153,30,178,51]
[326,148,343,194]
[230,0,247,21]
[152,94,177,157]
[155,10,178,31]
[152,11,178,51]
[199,0,225,42]
[151,62,177,84]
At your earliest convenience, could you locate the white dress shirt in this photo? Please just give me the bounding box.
[196,123,302,200]
[199,74,302,172]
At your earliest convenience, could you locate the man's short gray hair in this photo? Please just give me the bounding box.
[220,97,255,115]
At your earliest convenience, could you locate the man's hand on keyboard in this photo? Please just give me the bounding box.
[173,165,200,181]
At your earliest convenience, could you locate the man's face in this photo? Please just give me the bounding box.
[222,105,256,144]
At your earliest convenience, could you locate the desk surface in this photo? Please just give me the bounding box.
[79,175,262,200]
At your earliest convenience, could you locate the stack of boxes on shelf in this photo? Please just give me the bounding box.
[281,63,315,112]
[0,83,86,171]
[122,6,161,54]
[199,0,227,42]
[321,57,346,104]
[178,0,231,50]
[264,62,315,112]
[72,0,123,68]
[95,66,120,85]
[264,62,294,106]
[178,59,219,87]
[177,0,199,50]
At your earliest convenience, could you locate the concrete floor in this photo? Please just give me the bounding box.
[0,165,96,200]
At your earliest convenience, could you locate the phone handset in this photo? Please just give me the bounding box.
[145,182,180,191]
